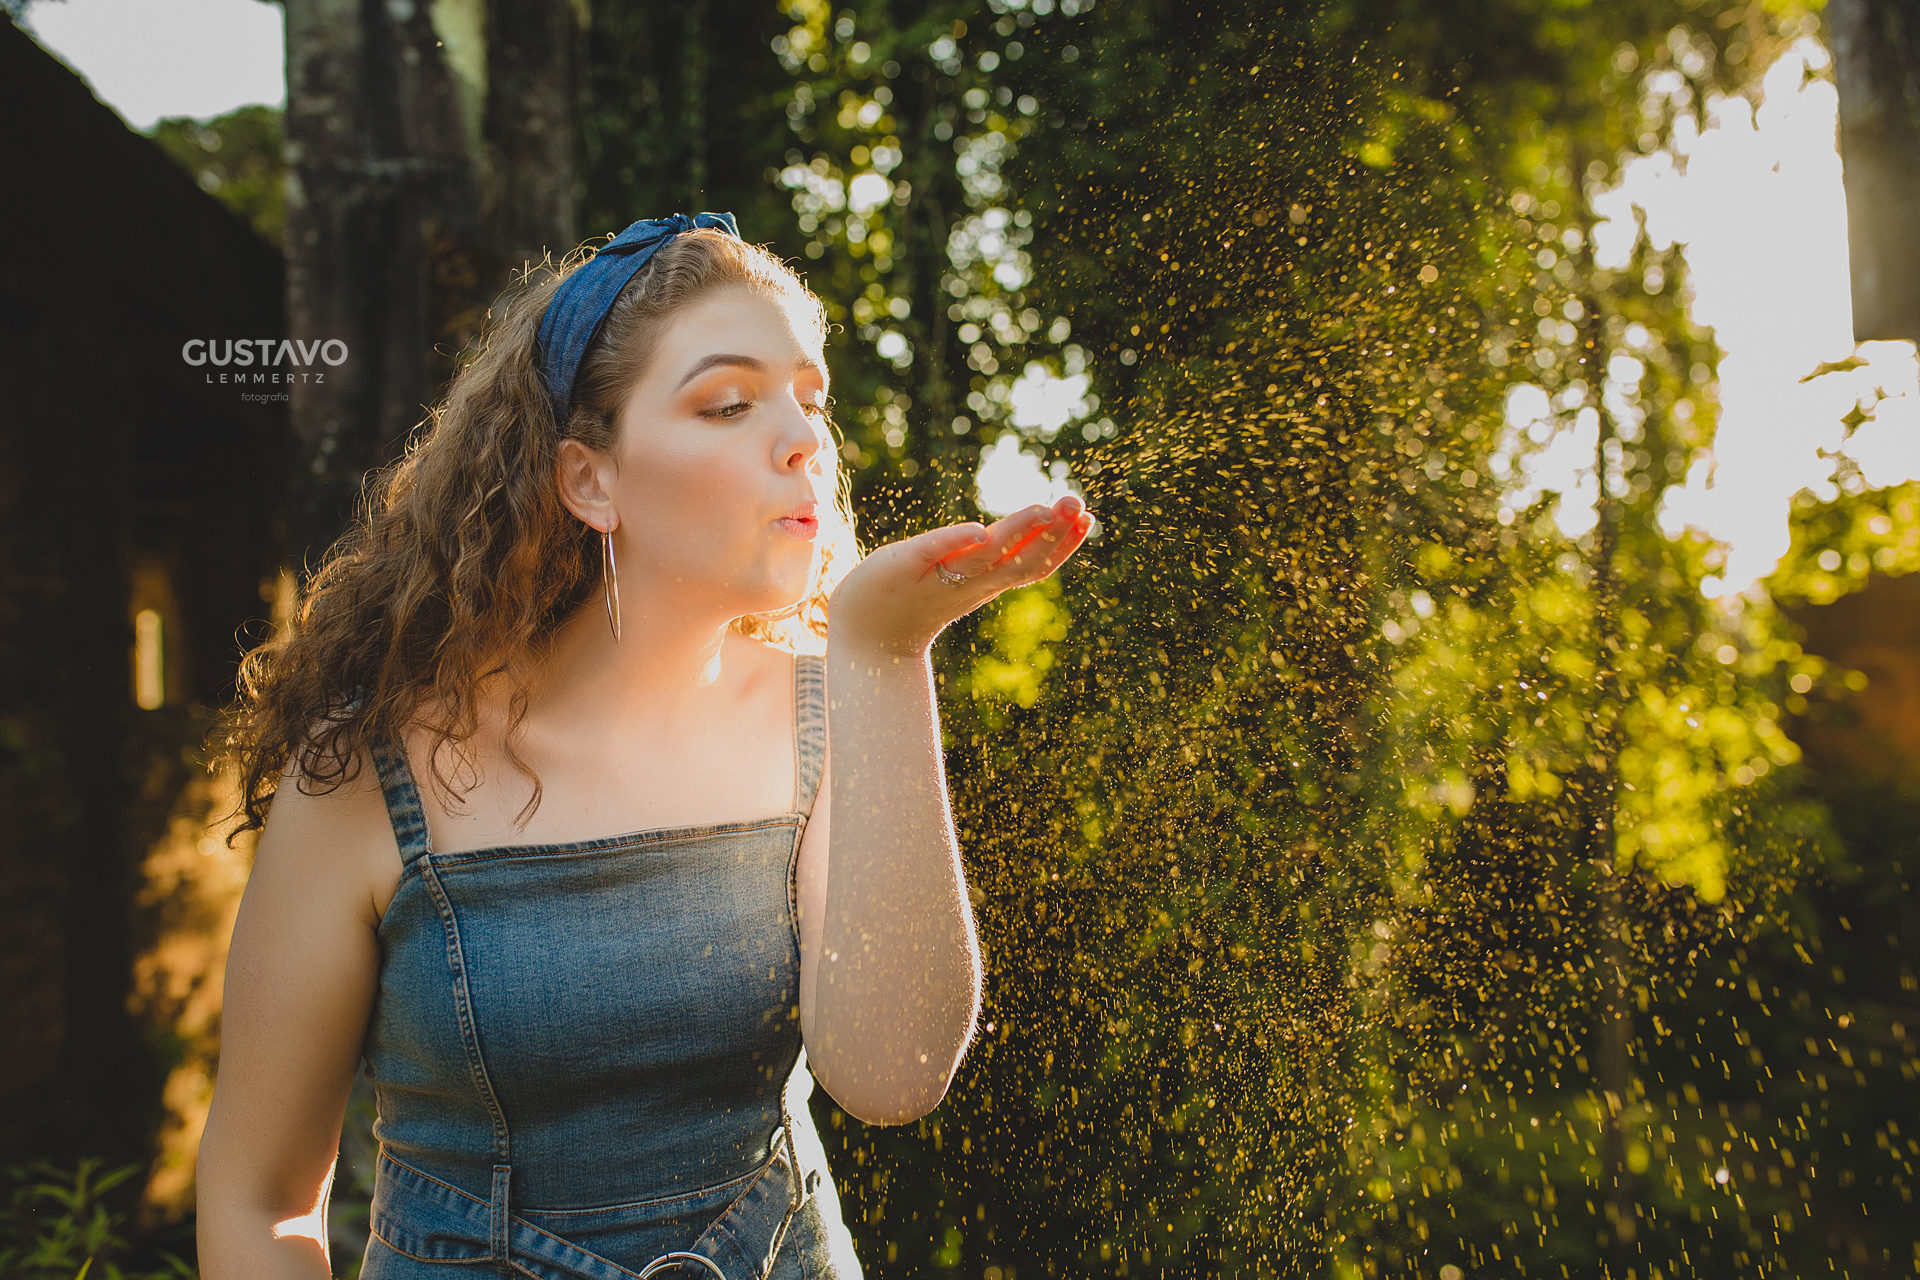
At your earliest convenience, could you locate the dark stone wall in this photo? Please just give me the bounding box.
[0,17,288,1167]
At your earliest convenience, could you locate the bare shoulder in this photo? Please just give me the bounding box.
[259,734,404,928]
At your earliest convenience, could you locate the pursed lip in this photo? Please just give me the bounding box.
[776,500,818,522]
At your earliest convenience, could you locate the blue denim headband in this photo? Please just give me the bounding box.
[536,211,741,424]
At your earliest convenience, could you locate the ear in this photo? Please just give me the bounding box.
[555,438,619,532]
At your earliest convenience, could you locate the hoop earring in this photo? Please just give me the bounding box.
[602,526,621,642]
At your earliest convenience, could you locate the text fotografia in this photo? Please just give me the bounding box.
[183,338,348,384]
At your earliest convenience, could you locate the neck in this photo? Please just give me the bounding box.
[524,598,749,737]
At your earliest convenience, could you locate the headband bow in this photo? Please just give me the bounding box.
[536,211,741,425]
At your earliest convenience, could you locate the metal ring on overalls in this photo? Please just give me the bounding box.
[640,1253,729,1279]
[634,1113,812,1280]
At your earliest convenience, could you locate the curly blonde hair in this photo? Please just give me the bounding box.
[211,228,862,845]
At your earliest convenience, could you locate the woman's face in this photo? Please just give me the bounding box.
[601,283,835,622]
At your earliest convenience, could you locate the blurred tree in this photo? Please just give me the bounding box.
[764,0,1920,1276]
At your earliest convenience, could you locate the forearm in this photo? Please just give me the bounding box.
[810,631,983,1123]
[195,1201,334,1280]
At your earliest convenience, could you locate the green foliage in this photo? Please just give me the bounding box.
[965,577,1071,722]
[577,0,801,260]
[0,1159,197,1280]
[757,0,1920,1275]
[144,105,285,248]
[1771,480,1920,604]
[768,0,1029,532]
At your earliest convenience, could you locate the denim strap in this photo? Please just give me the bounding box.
[792,654,827,817]
[367,734,435,869]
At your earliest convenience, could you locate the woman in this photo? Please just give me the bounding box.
[194,212,1094,1280]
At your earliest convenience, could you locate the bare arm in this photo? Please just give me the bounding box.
[796,498,1087,1122]
[797,632,983,1125]
[196,751,389,1280]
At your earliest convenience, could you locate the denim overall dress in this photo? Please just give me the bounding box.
[356,652,861,1280]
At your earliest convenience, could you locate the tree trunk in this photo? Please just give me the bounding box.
[1573,143,1636,1265]
[281,0,579,579]
[1829,0,1920,344]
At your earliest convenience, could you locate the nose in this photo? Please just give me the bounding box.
[780,398,829,475]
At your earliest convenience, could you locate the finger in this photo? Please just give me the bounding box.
[1017,509,1094,582]
[927,522,991,565]
[997,506,1091,578]
[983,505,1070,570]
[921,523,993,585]
[932,506,1046,579]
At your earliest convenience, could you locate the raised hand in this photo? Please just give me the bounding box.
[827,494,1095,656]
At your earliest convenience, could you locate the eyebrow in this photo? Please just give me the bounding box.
[674,353,826,391]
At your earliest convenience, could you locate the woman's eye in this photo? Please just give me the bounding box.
[704,395,829,422]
